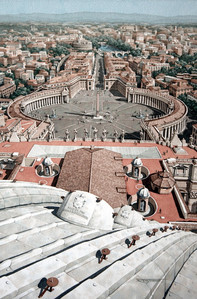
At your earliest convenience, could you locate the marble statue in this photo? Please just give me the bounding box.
[121,130,125,142]
[84,128,88,141]
[65,129,70,141]
[114,130,119,142]
[102,128,107,141]
[93,127,98,140]
[73,129,78,141]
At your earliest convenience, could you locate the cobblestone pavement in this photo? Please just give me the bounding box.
[28,90,161,140]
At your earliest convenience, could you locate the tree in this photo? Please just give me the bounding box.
[178,94,197,119]
[49,45,70,57]
[10,86,34,99]
[21,45,27,51]
[180,53,197,65]
[5,72,15,80]
[191,83,197,90]
[14,78,26,88]
[59,42,72,49]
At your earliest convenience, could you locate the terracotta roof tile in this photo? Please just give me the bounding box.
[150,170,175,189]
[56,148,127,208]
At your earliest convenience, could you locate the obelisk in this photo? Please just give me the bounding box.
[96,92,99,117]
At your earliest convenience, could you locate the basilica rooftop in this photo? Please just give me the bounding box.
[0,139,196,224]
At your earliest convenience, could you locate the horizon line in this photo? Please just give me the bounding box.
[0,11,196,17]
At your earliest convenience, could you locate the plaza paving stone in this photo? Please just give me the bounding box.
[28,90,161,140]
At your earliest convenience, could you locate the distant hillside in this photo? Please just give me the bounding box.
[0,12,196,24]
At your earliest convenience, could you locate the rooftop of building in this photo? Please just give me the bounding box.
[56,147,127,208]
[150,170,176,189]
[0,140,196,224]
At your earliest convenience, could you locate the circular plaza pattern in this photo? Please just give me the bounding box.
[27,90,161,140]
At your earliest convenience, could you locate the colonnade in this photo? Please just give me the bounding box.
[162,118,187,139]
[128,89,187,142]
[128,91,170,114]
[24,95,63,113]
[20,89,69,115]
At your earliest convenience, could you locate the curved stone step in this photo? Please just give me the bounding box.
[0,224,193,299]
[3,241,97,296]
[0,277,18,299]
[15,272,78,299]
[5,256,67,296]
[62,279,108,299]
[15,288,36,299]
[92,233,192,295]
[0,205,45,222]
[108,236,197,299]
[0,181,68,209]
[62,233,197,299]
[165,249,197,299]
[67,231,181,284]
[0,227,101,276]
[0,210,54,237]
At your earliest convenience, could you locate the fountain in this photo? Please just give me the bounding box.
[50,109,56,119]
[136,109,145,119]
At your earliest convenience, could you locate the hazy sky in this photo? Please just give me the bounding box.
[0,0,196,16]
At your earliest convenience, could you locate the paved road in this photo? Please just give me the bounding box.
[95,54,104,89]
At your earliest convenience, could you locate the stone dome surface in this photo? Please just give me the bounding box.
[42,157,53,166]
[137,187,150,199]
[114,205,147,228]
[57,190,114,230]
[0,181,196,299]
[193,159,197,165]
[132,157,143,167]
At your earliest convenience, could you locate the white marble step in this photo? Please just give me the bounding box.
[0,209,54,227]
[15,272,78,299]
[7,256,67,295]
[165,248,197,299]
[109,235,197,299]
[67,231,182,283]
[0,277,18,299]
[85,223,175,254]
[0,225,141,297]
[0,227,193,299]
[62,279,108,299]
[0,181,67,209]
[0,228,101,276]
[56,242,98,271]
[0,205,44,222]
[93,235,186,295]
[0,210,54,237]
[166,284,197,299]
[0,240,97,297]
[65,233,196,299]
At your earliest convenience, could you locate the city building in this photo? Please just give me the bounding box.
[169,80,193,97]
[0,72,5,85]
[72,34,93,51]
[0,21,197,299]
[104,53,137,97]
[192,124,197,145]
[0,81,16,98]
[45,52,95,98]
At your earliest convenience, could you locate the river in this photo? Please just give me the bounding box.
[99,44,119,52]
